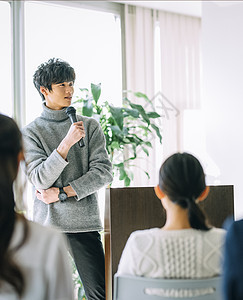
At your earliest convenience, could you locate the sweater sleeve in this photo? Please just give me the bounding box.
[22,129,69,190]
[69,120,113,200]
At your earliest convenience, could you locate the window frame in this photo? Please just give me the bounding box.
[8,0,126,128]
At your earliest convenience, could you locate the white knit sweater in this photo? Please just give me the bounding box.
[117,227,226,278]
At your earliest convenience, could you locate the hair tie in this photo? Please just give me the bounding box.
[175,197,190,209]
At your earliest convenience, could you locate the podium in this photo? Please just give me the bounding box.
[104,185,234,300]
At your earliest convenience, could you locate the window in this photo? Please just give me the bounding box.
[0,1,12,116]
[25,1,123,124]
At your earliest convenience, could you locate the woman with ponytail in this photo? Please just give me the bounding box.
[118,152,225,282]
[0,114,73,300]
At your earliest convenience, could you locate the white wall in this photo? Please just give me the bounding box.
[202,1,243,219]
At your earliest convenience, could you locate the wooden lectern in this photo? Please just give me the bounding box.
[104,185,234,300]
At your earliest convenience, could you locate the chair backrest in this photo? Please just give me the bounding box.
[113,274,222,300]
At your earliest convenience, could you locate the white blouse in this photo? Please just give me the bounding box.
[0,218,74,300]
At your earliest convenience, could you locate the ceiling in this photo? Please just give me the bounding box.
[114,1,202,17]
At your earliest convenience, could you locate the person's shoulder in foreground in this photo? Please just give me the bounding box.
[1,217,74,300]
[223,218,243,300]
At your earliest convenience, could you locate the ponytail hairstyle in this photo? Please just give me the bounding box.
[0,114,29,296]
[159,152,210,231]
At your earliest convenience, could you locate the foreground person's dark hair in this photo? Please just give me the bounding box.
[0,114,29,296]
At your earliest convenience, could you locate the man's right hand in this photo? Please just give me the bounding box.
[57,121,85,159]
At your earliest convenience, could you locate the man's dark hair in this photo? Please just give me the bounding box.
[33,58,76,101]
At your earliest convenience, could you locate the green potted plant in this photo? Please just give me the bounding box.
[74,83,162,186]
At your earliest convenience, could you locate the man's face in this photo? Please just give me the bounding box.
[40,81,74,110]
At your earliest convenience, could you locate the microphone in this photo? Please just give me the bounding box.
[66,106,85,147]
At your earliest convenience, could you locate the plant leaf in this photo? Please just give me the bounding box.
[134,92,150,102]
[119,165,126,180]
[151,123,162,143]
[129,103,150,125]
[124,176,131,186]
[113,162,124,168]
[147,112,161,118]
[122,127,129,135]
[82,98,93,117]
[144,171,150,179]
[109,105,124,130]
[141,146,149,156]
[91,83,101,104]
[110,141,120,150]
[138,125,152,132]
[123,107,139,118]
[134,91,155,109]
[79,88,89,92]
[110,125,125,139]
[144,141,152,147]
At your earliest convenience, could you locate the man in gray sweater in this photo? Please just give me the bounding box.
[22,58,113,300]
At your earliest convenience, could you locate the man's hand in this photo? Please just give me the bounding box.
[35,185,77,204]
[36,187,59,204]
[57,121,85,159]
[64,121,85,147]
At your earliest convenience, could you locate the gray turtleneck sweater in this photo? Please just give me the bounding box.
[22,104,113,233]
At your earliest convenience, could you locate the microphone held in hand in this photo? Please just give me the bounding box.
[66,106,85,147]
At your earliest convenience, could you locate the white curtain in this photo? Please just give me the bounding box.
[124,5,201,187]
[124,4,157,186]
[125,4,155,96]
[158,10,201,160]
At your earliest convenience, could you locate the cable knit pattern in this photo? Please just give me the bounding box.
[117,227,225,297]
[162,236,197,278]
[118,228,225,278]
